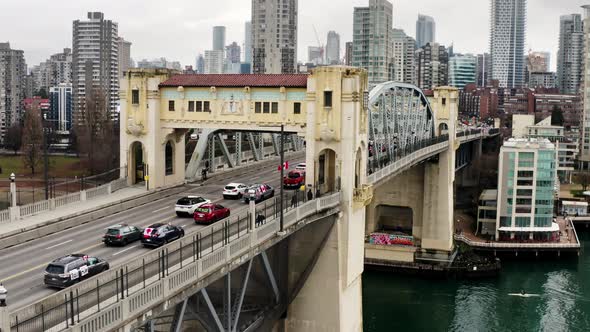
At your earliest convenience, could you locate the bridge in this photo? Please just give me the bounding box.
[1,67,498,332]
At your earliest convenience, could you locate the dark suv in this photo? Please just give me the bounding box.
[44,254,109,288]
[141,223,185,248]
[103,224,143,246]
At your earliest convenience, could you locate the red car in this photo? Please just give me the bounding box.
[193,203,230,224]
[283,170,305,189]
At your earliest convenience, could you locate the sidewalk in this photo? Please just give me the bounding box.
[0,185,147,237]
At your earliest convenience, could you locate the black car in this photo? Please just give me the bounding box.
[44,254,109,288]
[141,223,185,248]
[103,224,143,246]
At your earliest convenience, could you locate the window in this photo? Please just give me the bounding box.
[271,102,278,113]
[168,100,175,111]
[442,98,446,106]
[263,102,270,113]
[324,91,332,108]
[188,101,195,112]
[294,102,301,114]
[204,101,210,112]
[132,89,139,105]
[196,101,203,112]
[255,102,262,113]
[165,141,174,175]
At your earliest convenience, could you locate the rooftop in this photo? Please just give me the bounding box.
[160,74,308,88]
[502,138,555,150]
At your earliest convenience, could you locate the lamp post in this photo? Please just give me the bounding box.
[260,124,286,235]
[9,173,16,207]
[41,113,49,200]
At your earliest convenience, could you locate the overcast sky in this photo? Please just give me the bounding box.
[1,0,588,71]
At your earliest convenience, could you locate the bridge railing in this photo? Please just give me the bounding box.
[8,192,341,332]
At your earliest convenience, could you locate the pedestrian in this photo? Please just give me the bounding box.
[315,188,321,198]
[201,168,207,180]
[291,194,297,208]
[256,214,265,227]
[307,188,313,201]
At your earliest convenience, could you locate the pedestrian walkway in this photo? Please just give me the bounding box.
[0,185,147,237]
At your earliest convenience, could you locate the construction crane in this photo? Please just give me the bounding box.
[312,25,325,64]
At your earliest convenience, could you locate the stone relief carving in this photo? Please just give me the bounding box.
[126,118,145,137]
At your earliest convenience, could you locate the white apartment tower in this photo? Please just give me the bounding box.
[72,12,119,122]
[581,5,590,165]
[252,0,298,74]
[245,21,253,65]
[557,14,584,95]
[489,0,527,88]
[353,0,394,84]
[118,37,132,78]
[0,42,26,144]
[392,29,416,85]
[326,31,340,65]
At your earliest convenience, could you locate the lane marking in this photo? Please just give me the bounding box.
[1,241,103,283]
[113,245,139,256]
[152,206,170,213]
[45,240,73,250]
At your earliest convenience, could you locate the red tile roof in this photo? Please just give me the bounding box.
[160,74,308,88]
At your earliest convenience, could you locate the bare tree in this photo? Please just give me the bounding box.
[574,171,590,191]
[75,86,118,175]
[21,107,44,175]
[5,124,22,155]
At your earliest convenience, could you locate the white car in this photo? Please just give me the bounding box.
[223,183,248,199]
[175,196,211,217]
[295,163,306,171]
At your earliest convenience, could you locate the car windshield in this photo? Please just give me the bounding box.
[106,229,120,235]
[196,207,210,213]
[45,264,64,274]
[288,172,300,179]
[225,185,236,190]
[193,197,206,204]
[177,198,192,205]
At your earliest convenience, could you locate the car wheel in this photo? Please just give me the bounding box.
[122,239,128,246]
[238,193,242,199]
[176,212,182,217]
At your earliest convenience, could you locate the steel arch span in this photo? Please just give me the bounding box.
[367,82,435,173]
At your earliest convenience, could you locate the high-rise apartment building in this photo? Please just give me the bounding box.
[49,83,73,132]
[226,42,241,64]
[0,42,26,144]
[245,21,253,66]
[528,72,556,89]
[476,53,492,87]
[449,54,477,89]
[526,51,550,73]
[353,0,394,84]
[31,48,72,94]
[345,42,353,66]
[415,43,448,90]
[490,0,527,88]
[118,37,132,78]
[557,14,584,95]
[582,5,590,164]
[416,14,435,48]
[252,0,298,74]
[308,46,323,65]
[196,54,205,74]
[204,50,224,74]
[213,26,226,51]
[326,31,340,65]
[495,138,557,241]
[72,12,119,121]
[392,29,416,85]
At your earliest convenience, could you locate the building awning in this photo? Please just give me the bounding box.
[498,223,559,233]
[563,201,588,207]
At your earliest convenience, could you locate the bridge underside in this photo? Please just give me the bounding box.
[131,216,337,332]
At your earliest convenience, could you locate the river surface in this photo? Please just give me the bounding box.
[362,231,590,332]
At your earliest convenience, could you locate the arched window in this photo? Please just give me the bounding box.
[165,141,174,175]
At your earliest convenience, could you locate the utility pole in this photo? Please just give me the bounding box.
[279,124,285,234]
[41,111,49,200]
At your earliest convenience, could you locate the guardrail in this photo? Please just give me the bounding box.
[454,234,580,249]
[8,192,342,332]
[0,173,129,223]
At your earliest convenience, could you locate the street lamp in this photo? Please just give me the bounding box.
[0,283,7,306]
[259,124,286,234]
[9,173,16,208]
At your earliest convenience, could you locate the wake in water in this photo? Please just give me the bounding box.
[508,292,541,298]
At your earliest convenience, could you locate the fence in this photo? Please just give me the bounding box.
[0,167,128,223]
[8,192,342,332]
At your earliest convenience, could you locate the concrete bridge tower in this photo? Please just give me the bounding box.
[286,67,370,331]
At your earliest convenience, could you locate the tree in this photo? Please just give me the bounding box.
[551,105,564,127]
[21,107,44,175]
[76,86,119,175]
[35,88,48,99]
[5,124,23,155]
[574,171,590,191]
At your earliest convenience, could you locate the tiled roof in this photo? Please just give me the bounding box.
[159,74,308,88]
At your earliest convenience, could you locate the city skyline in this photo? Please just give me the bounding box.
[1,0,588,71]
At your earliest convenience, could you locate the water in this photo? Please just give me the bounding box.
[362,231,590,332]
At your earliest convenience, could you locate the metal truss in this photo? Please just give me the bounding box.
[368,82,435,172]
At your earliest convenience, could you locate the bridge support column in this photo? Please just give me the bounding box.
[286,66,368,332]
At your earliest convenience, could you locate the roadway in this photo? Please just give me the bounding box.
[0,157,304,310]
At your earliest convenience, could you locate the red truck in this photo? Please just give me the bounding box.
[283,170,305,189]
